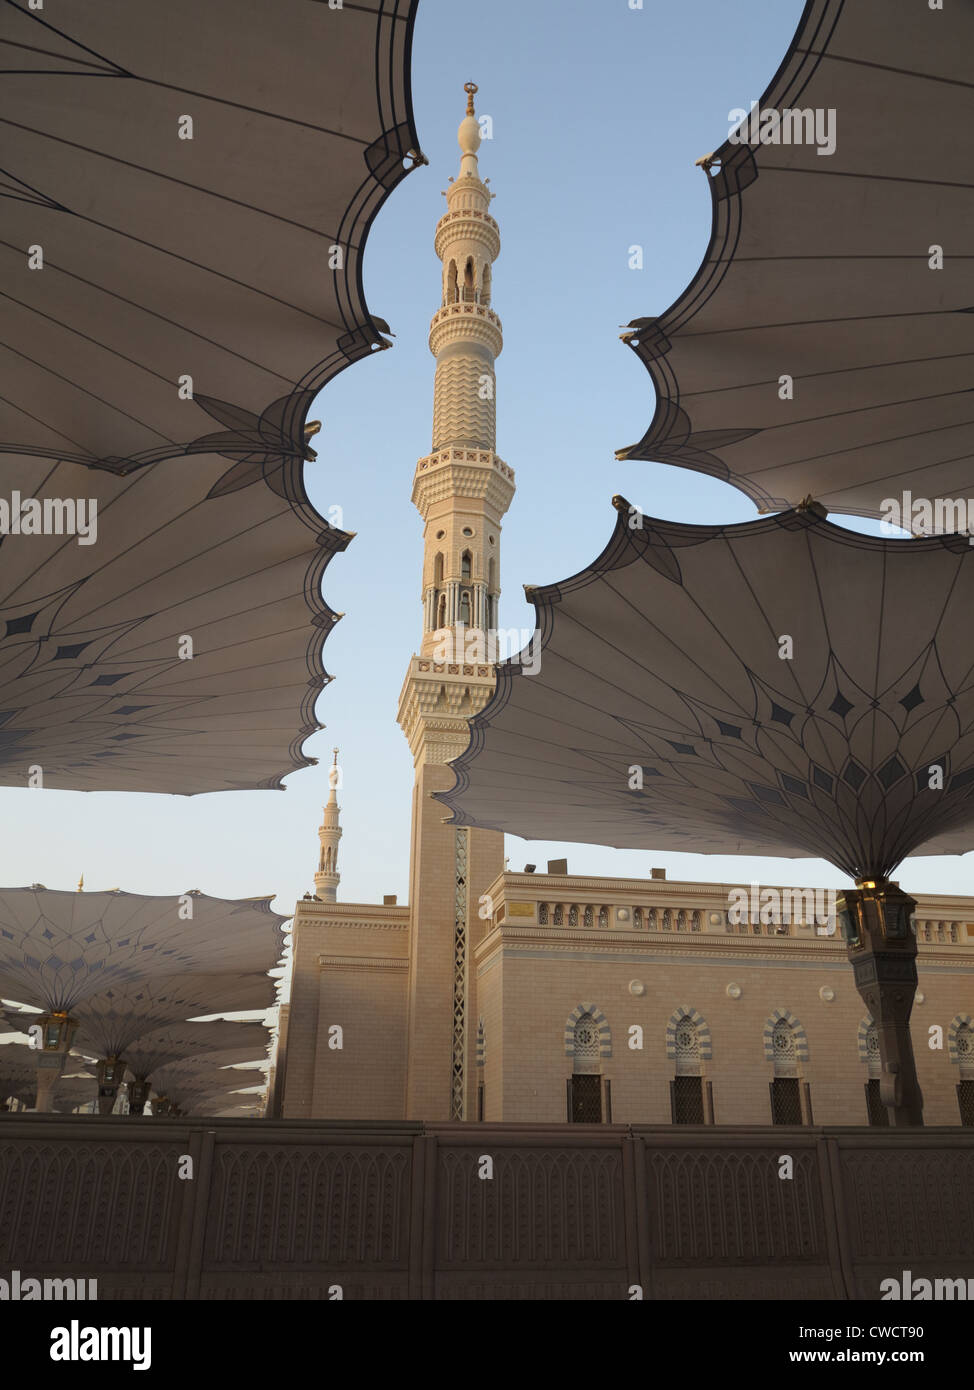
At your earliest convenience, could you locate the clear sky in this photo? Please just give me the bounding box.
[2,0,970,914]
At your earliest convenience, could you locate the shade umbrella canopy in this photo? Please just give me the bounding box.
[123,1019,271,1079]
[71,974,279,1059]
[618,0,974,523]
[438,502,974,881]
[0,0,422,792]
[150,1060,260,1108]
[0,887,285,1015]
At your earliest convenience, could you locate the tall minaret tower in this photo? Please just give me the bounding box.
[397,83,513,1120]
[313,749,342,902]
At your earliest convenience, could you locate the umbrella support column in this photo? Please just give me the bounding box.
[839,881,924,1126]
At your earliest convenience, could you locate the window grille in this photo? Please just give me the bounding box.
[672,1075,705,1124]
[865,1078,889,1126]
[958,1080,974,1127]
[771,1077,803,1125]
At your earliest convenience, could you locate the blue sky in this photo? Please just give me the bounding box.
[2,0,969,912]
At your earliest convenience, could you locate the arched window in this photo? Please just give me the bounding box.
[553,904,563,926]
[770,1018,807,1125]
[459,591,471,626]
[670,1012,709,1123]
[957,1022,974,1077]
[572,1013,600,1073]
[583,905,593,929]
[676,910,687,933]
[446,260,458,304]
[436,593,446,628]
[863,1021,887,1126]
[538,903,548,925]
[864,1023,881,1077]
[633,907,643,930]
[691,910,701,932]
[674,1016,701,1076]
[568,904,579,927]
[463,257,475,300]
[461,550,472,580]
[662,909,672,932]
[957,1022,974,1126]
[772,1020,798,1076]
[434,553,444,585]
[481,262,492,306]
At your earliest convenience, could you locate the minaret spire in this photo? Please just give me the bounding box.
[313,748,342,902]
[409,80,515,664]
[395,87,510,1120]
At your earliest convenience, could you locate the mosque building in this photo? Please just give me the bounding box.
[273,87,974,1131]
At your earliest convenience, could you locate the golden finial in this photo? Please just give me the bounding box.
[77,873,84,893]
[464,81,478,116]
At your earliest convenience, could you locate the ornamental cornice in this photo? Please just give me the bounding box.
[294,907,408,928]
[317,955,408,970]
[435,207,499,238]
[412,461,515,517]
[435,217,500,262]
[397,658,497,764]
[414,448,514,482]
[473,927,851,966]
[429,306,502,356]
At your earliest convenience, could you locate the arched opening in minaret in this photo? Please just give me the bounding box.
[463,257,475,302]
[460,590,471,626]
[481,263,491,306]
[461,550,472,581]
[488,557,496,590]
[445,260,458,305]
[436,593,447,629]
[434,552,444,585]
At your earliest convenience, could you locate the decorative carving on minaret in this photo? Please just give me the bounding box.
[314,749,342,902]
[398,83,516,767]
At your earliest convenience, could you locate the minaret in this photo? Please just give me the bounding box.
[396,83,512,1120]
[314,749,342,902]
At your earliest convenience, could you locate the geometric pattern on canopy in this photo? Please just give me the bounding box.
[0,887,286,1017]
[618,0,974,524]
[122,1020,272,1080]
[437,502,974,880]
[70,976,279,1061]
[0,0,422,791]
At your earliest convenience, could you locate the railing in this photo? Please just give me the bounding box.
[519,903,970,943]
[1,1115,972,1300]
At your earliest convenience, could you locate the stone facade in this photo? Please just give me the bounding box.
[281,867,974,1127]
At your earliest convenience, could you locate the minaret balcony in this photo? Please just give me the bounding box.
[429,304,502,357]
[435,211,500,261]
[412,448,515,517]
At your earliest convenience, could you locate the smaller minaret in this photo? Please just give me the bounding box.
[314,749,342,902]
